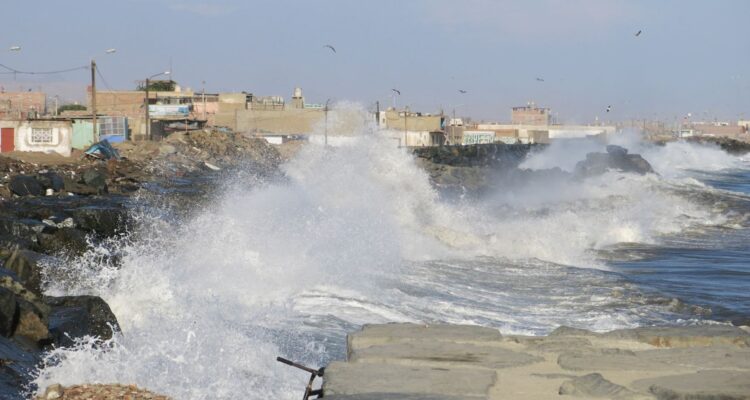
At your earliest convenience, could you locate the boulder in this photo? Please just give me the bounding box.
[45,296,120,347]
[574,146,655,178]
[81,169,107,194]
[9,176,43,197]
[0,288,17,337]
[3,249,50,297]
[35,172,65,192]
[37,228,89,257]
[68,206,127,237]
[559,373,641,399]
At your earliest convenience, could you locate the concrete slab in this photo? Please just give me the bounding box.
[323,361,496,399]
[348,324,502,357]
[351,341,542,370]
[604,325,750,348]
[632,370,750,400]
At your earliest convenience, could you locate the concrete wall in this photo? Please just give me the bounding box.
[11,120,72,156]
[0,92,47,118]
[383,110,442,132]
[235,108,325,134]
[511,106,550,125]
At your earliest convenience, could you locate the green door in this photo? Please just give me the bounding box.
[72,120,95,150]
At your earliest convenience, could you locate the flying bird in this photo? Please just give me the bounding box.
[536,77,545,82]
[635,30,642,37]
[9,46,21,51]
[458,89,467,94]
[606,105,612,113]
[323,44,336,53]
[105,48,117,54]
[391,88,401,95]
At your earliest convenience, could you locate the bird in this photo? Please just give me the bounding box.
[391,88,401,95]
[458,89,467,94]
[635,30,642,37]
[9,46,21,51]
[105,48,117,54]
[606,105,612,113]
[323,44,336,53]
[536,77,545,82]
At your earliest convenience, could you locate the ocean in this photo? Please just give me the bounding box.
[30,116,750,399]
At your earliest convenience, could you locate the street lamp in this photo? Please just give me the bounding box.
[324,98,330,146]
[145,71,170,140]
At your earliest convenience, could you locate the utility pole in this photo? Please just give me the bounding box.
[375,101,380,126]
[202,81,206,121]
[404,107,408,147]
[54,96,59,117]
[145,77,150,140]
[91,59,97,139]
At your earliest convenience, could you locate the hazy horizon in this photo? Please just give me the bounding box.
[1,0,748,124]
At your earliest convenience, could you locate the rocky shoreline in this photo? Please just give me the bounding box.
[0,129,283,399]
[323,323,750,400]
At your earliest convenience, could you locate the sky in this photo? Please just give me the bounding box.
[1,0,748,123]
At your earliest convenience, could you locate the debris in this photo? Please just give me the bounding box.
[84,140,121,161]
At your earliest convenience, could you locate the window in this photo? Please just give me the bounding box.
[30,128,54,144]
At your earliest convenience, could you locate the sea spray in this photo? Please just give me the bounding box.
[33,105,743,398]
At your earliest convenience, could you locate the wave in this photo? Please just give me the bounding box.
[33,104,748,399]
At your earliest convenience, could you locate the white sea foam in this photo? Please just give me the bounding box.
[33,106,742,399]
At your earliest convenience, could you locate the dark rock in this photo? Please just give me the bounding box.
[8,176,42,197]
[2,249,50,297]
[36,172,65,192]
[574,147,655,178]
[63,176,99,195]
[686,136,750,155]
[82,168,108,194]
[37,228,89,256]
[69,206,126,237]
[606,144,628,157]
[13,302,48,343]
[0,288,17,337]
[45,296,120,347]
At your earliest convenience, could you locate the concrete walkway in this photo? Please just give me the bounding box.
[323,323,750,400]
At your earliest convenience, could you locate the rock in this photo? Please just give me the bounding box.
[0,288,17,337]
[36,172,65,192]
[43,383,62,399]
[606,144,629,157]
[573,146,655,178]
[37,228,89,257]
[350,341,542,369]
[34,383,171,400]
[604,325,750,348]
[14,304,48,343]
[81,169,107,194]
[63,176,99,195]
[633,370,750,400]
[348,323,502,355]
[324,361,496,399]
[158,144,177,155]
[9,175,43,197]
[3,249,51,297]
[45,296,120,347]
[559,373,642,399]
[68,206,127,237]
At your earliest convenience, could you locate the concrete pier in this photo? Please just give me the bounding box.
[323,323,750,399]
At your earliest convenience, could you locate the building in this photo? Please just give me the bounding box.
[511,103,551,125]
[0,119,73,156]
[0,91,47,119]
[689,123,747,139]
[378,109,445,147]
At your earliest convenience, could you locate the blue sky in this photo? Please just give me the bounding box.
[1,0,748,123]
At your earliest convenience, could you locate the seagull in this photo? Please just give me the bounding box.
[391,88,401,95]
[9,46,21,51]
[323,44,336,53]
[635,30,642,37]
[536,77,545,82]
[105,48,117,54]
[458,89,467,94]
[606,105,612,113]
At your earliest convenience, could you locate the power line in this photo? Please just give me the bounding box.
[0,63,89,75]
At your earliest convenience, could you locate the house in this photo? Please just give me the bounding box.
[0,119,73,156]
[0,91,47,119]
[378,108,446,147]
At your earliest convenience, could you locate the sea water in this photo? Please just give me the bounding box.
[32,106,750,399]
